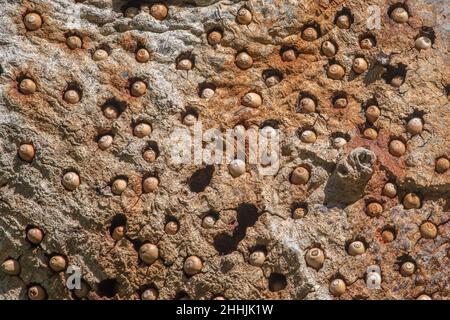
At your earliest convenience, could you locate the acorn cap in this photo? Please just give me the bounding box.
[98,135,113,150]
[403,193,421,209]
[281,49,296,61]
[321,41,336,57]
[302,27,318,41]
[300,130,317,143]
[365,105,380,123]
[400,261,415,276]
[336,15,351,29]
[112,226,125,241]
[207,30,222,45]
[64,89,81,104]
[241,92,262,108]
[389,140,406,157]
[382,182,397,198]
[390,7,409,23]
[366,202,383,217]
[66,35,82,49]
[111,178,127,195]
[133,123,152,138]
[348,241,365,256]
[327,64,345,80]
[419,221,437,239]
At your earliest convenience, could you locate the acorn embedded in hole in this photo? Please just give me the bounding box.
[360,37,375,49]
[27,227,44,245]
[177,58,193,71]
[390,75,404,87]
[416,294,432,300]
[165,221,179,235]
[1,259,21,276]
[201,87,215,99]
[18,143,35,162]
[265,74,281,87]
[139,243,159,265]
[389,139,406,157]
[327,64,345,80]
[125,7,139,18]
[321,41,336,57]
[381,229,395,243]
[207,30,222,46]
[382,182,397,198]
[228,159,246,177]
[142,176,158,193]
[333,97,347,108]
[435,157,449,173]
[184,256,203,276]
[305,248,325,270]
[103,105,119,120]
[235,51,253,70]
[150,3,168,21]
[302,27,318,41]
[300,130,317,143]
[133,122,152,138]
[111,178,127,195]
[390,7,409,23]
[415,36,432,50]
[366,202,383,217]
[290,166,310,185]
[329,279,346,296]
[93,49,108,61]
[112,226,125,241]
[333,137,347,149]
[352,57,368,74]
[298,97,316,113]
[28,285,46,300]
[365,105,380,123]
[136,48,150,63]
[281,49,296,62]
[141,288,158,300]
[62,171,80,191]
[130,80,147,97]
[348,241,365,256]
[241,92,262,108]
[336,14,351,29]
[406,117,423,135]
[23,12,42,31]
[292,207,306,219]
[98,135,113,150]
[213,296,226,300]
[249,250,265,267]
[63,89,81,104]
[403,193,421,209]
[419,221,437,239]
[19,78,36,95]
[183,114,197,126]
[143,149,157,162]
[49,255,67,272]
[74,281,90,299]
[363,128,378,140]
[66,35,82,50]
[236,7,252,25]
[202,215,216,229]
[400,261,415,276]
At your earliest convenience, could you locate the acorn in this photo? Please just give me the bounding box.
[416,294,432,300]
[228,159,246,177]
[281,49,296,62]
[207,30,222,46]
[305,248,324,270]
[390,75,404,87]
[111,178,127,195]
[363,128,378,140]
[419,221,437,239]
[139,243,159,265]
[98,135,113,150]
[66,35,82,50]
[366,202,383,217]
[49,255,67,272]
[333,97,347,108]
[348,241,365,256]
[165,221,179,235]
[298,97,316,113]
[415,36,432,50]
[300,130,317,143]
[130,80,147,97]
[302,27,318,41]
[321,41,336,57]
[202,215,216,229]
[333,137,347,149]
[382,182,397,198]
[23,12,42,31]
[360,37,375,49]
[406,117,423,135]
[365,105,380,123]
[136,48,150,63]
[213,296,226,300]
[103,105,119,120]
[292,207,306,219]
[1,259,21,275]
[183,114,197,126]
[329,279,346,296]
[241,92,262,108]
[389,139,406,157]
[133,122,152,138]
[236,7,252,25]
[327,64,345,80]
[62,171,80,191]
[177,59,193,71]
[141,288,158,300]
[74,281,90,299]
[93,49,108,61]
[381,229,395,243]
[125,6,139,18]
[400,261,415,276]
[201,87,215,99]
[352,57,368,74]
[235,52,253,70]
[142,176,158,193]
[390,7,409,23]
[336,14,351,29]
[265,74,281,87]
[112,226,125,241]
[143,149,157,162]
[435,157,449,173]
[150,3,168,21]
[184,256,203,276]
[403,193,421,209]
[27,227,44,244]
[18,143,35,162]
[64,89,81,104]
[249,251,265,267]
[28,285,46,300]
[19,78,36,95]
[290,166,310,185]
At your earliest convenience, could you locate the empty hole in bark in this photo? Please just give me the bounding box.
[97,279,118,298]
[109,214,127,236]
[175,291,189,300]
[188,165,214,193]
[296,92,318,113]
[268,273,287,292]
[249,244,267,254]
[382,63,407,85]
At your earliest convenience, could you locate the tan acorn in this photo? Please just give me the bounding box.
[165,221,179,235]
[292,207,306,219]
[382,182,397,198]
[298,97,316,113]
[415,36,432,50]
[28,285,46,300]
[207,30,222,46]
[363,128,378,140]
[27,227,44,244]
[1,259,21,276]
[390,7,409,23]
[183,114,197,126]
[305,248,325,270]
[49,255,67,272]
[202,215,216,229]
[334,97,348,108]
[177,58,193,71]
[92,49,108,61]
[249,251,265,267]
[112,226,125,241]
[201,87,215,99]
[381,229,395,243]
[435,157,449,173]
[352,57,368,74]
[111,178,127,195]
[66,35,82,50]
[403,193,421,209]
[348,241,365,256]
[228,159,246,177]
[290,166,310,185]
[141,288,158,300]
[365,105,380,123]
[184,255,203,276]
[124,7,139,18]
[130,80,147,97]
[302,27,318,41]
[236,7,252,25]
[300,130,317,143]
[98,135,113,150]
[389,139,406,157]
[136,48,150,63]
[360,37,375,49]
[142,176,158,193]
[390,75,404,87]
[139,243,159,265]
[133,122,152,138]
[23,12,42,31]
[327,64,345,80]
[329,279,346,296]
[18,143,35,162]
[333,137,347,149]
[150,3,168,21]
[62,171,81,191]
[336,14,351,29]
[281,49,296,62]
[19,78,36,95]
[406,118,423,135]
[265,74,281,87]
[419,221,437,239]
[416,294,432,300]
[321,41,336,57]
[366,202,383,217]
[235,51,253,70]
[143,149,157,162]
[241,92,262,108]
[103,105,119,120]
[400,261,415,276]
[63,89,81,104]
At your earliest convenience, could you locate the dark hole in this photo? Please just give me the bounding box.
[175,291,189,300]
[268,273,287,292]
[213,233,238,255]
[97,279,118,298]
[188,165,214,192]
[382,63,407,85]
[260,119,280,129]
